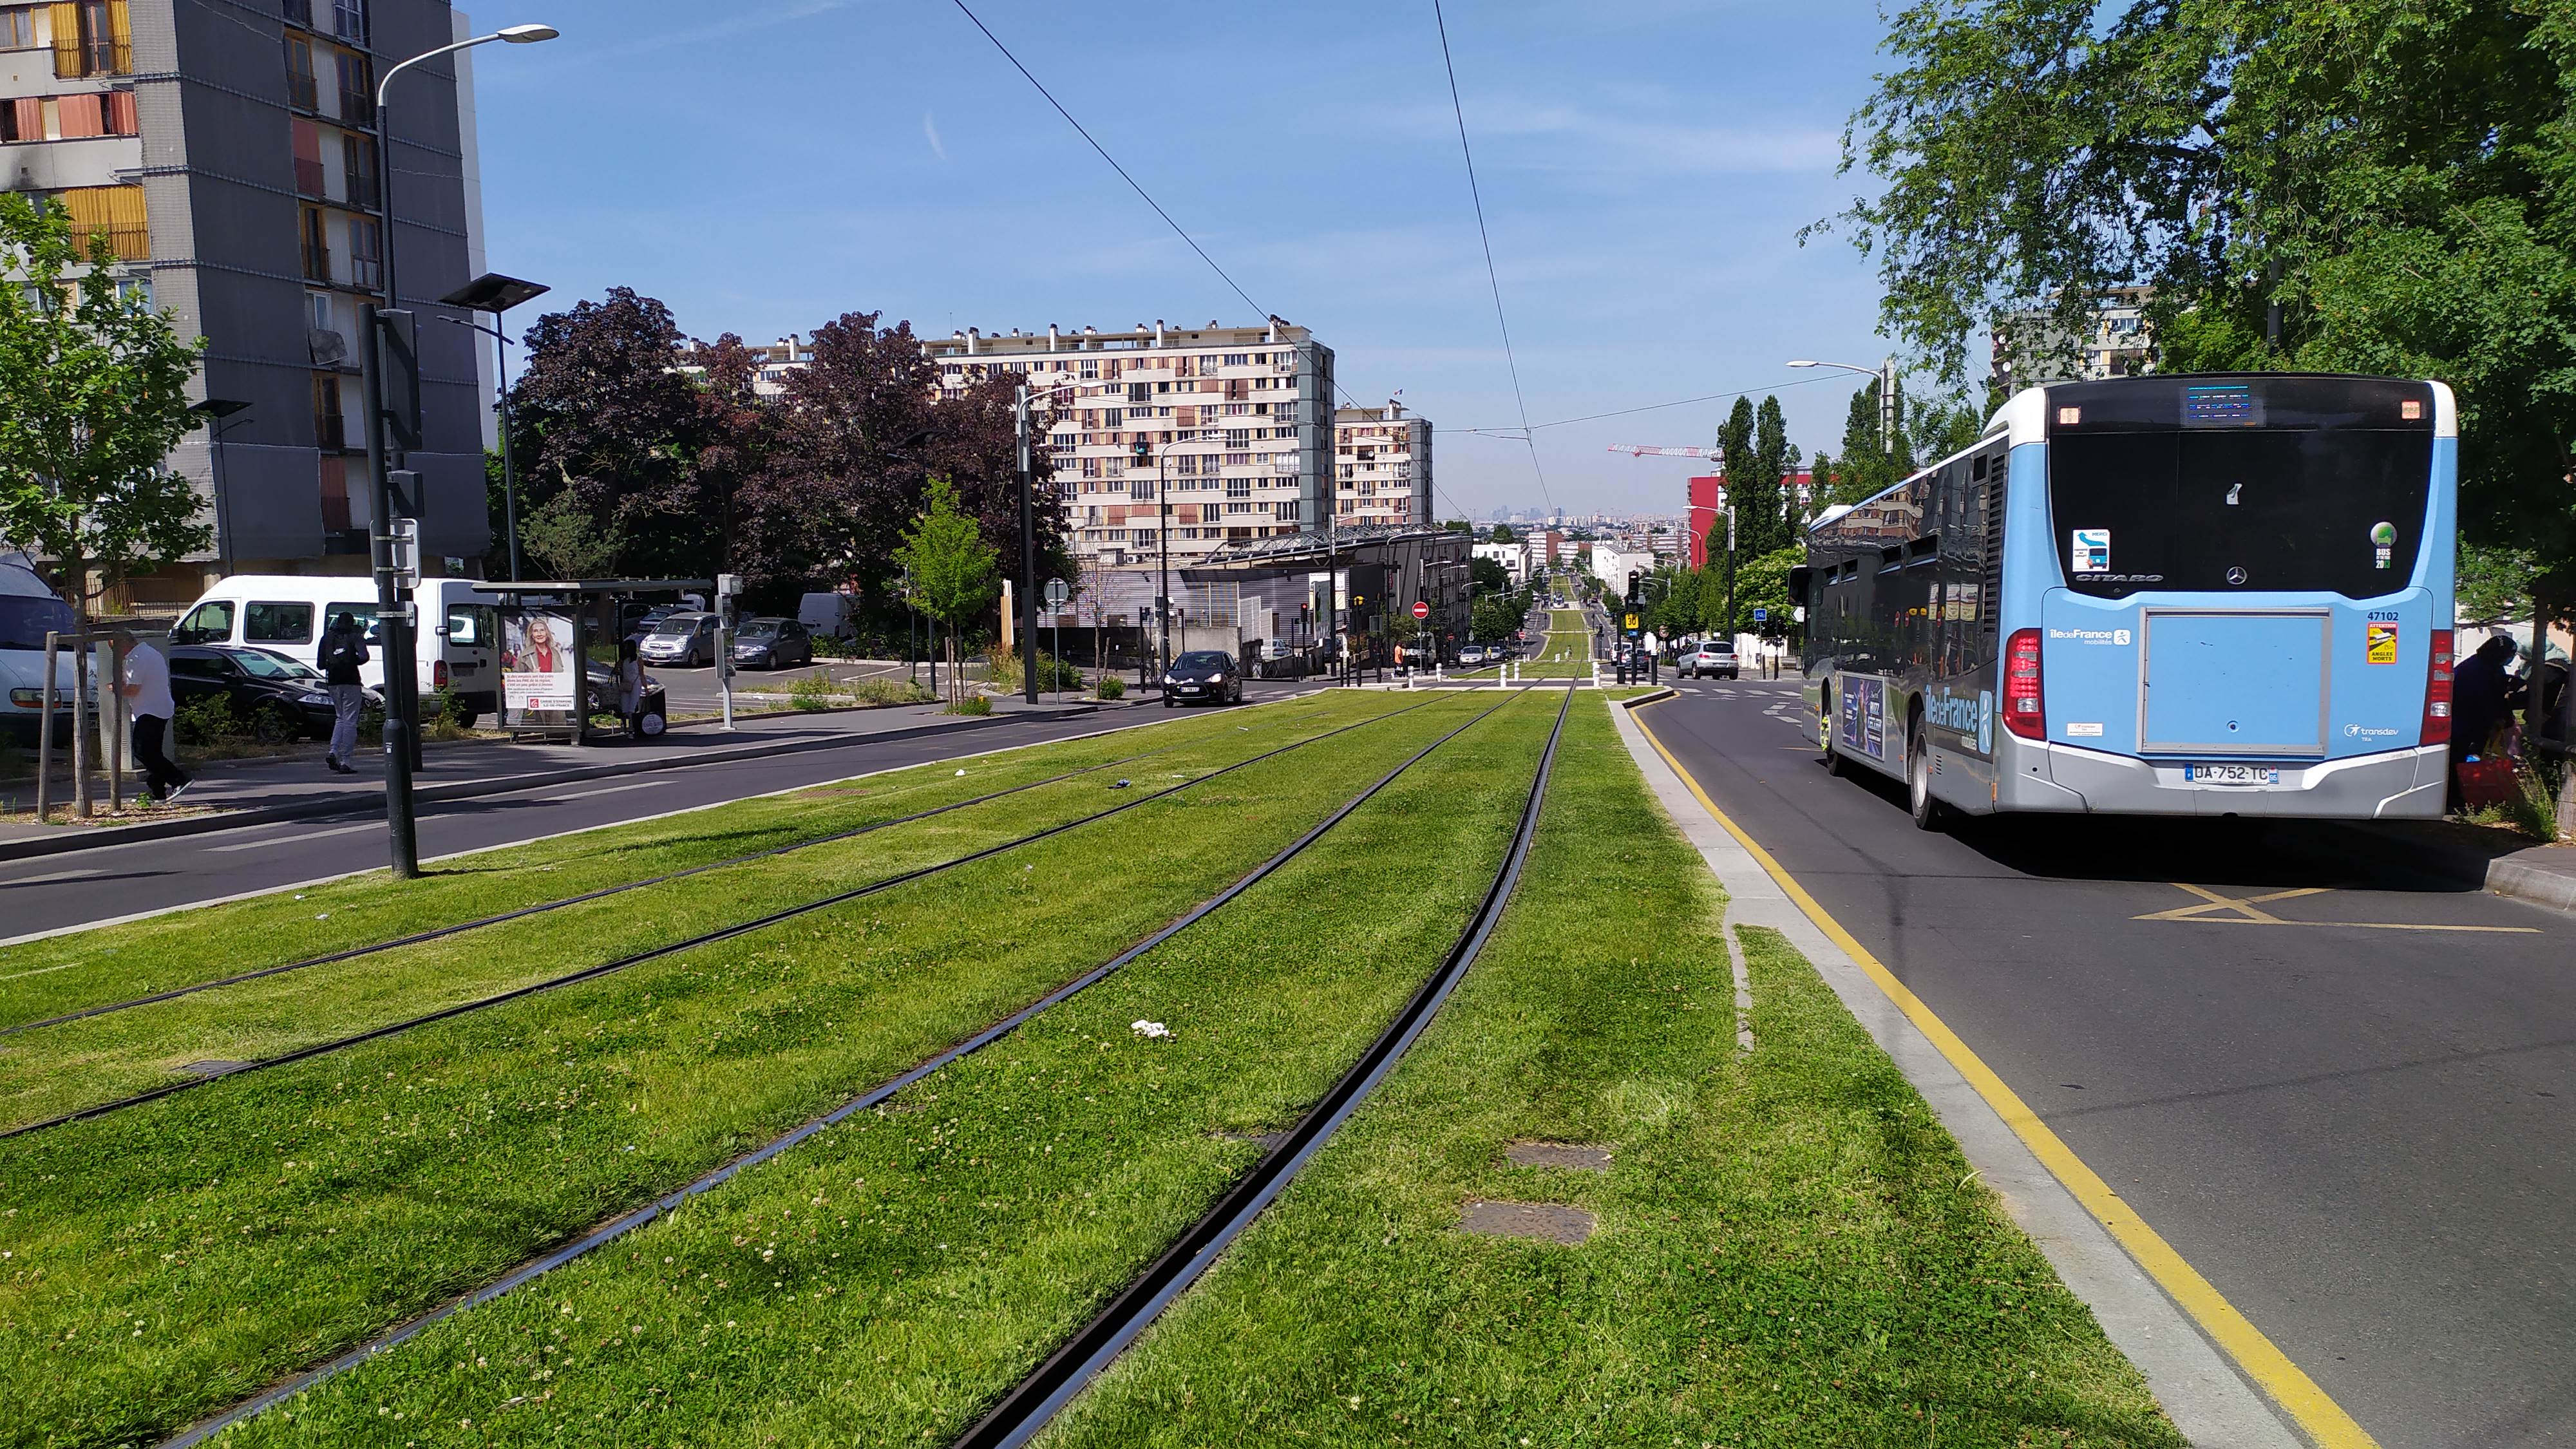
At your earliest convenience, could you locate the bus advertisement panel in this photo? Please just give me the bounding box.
[1799,374,2456,826]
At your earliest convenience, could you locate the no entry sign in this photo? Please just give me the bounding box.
[1412,601,1430,620]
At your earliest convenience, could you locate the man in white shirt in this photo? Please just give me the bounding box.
[111,628,191,804]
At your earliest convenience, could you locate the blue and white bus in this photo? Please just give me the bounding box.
[1797,374,2457,826]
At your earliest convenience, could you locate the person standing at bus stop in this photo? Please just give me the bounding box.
[319,610,370,775]
[109,627,191,804]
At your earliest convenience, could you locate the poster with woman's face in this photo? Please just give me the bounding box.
[502,610,577,725]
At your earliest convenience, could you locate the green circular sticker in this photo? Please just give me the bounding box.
[2370,521,2398,545]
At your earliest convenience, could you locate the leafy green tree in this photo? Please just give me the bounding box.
[893,477,999,704]
[1491,523,1516,542]
[1716,395,1756,507]
[1734,395,1794,556]
[1468,554,1510,595]
[1443,518,1472,533]
[0,196,207,616]
[1825,0,2576,589]
[1734,546,1803,638]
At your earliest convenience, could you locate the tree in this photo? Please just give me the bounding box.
[1735,395,1793,556]
[510,288,717,581]
[0,196,207,614]
[1826,0,2576,588]
[1468,554,1510,595]
[1716,395,1756,505]
[1491,523,1516,542]
[1443,518,1472,533]
[1806,450,1832,519]
[893,477,998,705]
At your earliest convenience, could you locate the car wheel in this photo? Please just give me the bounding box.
[1908,725,1946,831]
[1162,696,1175,708]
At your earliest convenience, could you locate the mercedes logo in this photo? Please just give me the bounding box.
[2225,566,2248,586]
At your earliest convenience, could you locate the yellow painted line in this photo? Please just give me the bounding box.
[2149,917,2540,934]
[1629,706,2381,1449]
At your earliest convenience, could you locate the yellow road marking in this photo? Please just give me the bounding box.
[2136,884,2540,933]
[1629,706,2380,1449]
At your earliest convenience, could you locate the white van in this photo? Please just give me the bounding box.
[1,551,80,746]
[169,576,502,724]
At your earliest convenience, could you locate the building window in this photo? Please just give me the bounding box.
[343,130,376,208]
[348,214,380,289]
[299,205,330,281]
[285,36,317,109]
[290,118,325,196]
[335,50,372,126]
[53,0,128,79]
[1223,353,1247,366]
[330,0,365,45]
[1225,478,1251,499]
[56,183,144,259]
[312,372,345,450]
[0,7,33,48]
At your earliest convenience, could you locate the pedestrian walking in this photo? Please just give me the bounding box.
[110,627,191,804]
[318,609,370,774]
[614,638,648,738]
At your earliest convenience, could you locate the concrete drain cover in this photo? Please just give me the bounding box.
[1459,1199,1596,1245]
[1504,1141,1612,1171]
[180,1060,248,1077]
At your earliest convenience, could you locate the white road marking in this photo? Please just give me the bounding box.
[204,821,386,854]
[542,781,665,803]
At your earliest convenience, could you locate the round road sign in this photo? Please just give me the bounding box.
[1044,577,1070,608]
[1412,600,1430,621]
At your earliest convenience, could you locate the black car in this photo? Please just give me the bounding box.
[1161,649,1243,706]
[730,617,814,670]
[168,646,381,741]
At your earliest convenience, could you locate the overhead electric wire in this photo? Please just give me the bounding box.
[1430,0,1553,513]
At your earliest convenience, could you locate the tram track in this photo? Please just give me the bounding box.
[145,687,1542,1449]
[954,683,1574,1449]
[0,694,1446,1144]
[0,700,1340,1041]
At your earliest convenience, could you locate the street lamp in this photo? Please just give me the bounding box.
[375,26,556,315]
[189,397,251,578]
[1786,357,1898,451]
[437,272,551,583]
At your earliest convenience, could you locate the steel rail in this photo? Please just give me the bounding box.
[1,695,1453,1143]
[147,687,1535,1449]
[952,684,1575,1449]
[1,701,1339,1039]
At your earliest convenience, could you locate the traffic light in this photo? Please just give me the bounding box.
[1625,569,1642,605]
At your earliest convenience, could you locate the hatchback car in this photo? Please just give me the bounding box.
[1681,641,1739,679]
[169,645,383,741]
[730,617,813,670]
[1161,650,1242,706]
[1457,644,1488,667]
[638,612,720,667]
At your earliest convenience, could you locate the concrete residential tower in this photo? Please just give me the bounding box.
[3,0,495,608]
[1332,401,1432,529]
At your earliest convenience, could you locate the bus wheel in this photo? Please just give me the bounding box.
[1908,727,1946,831]
[1820,692,1850,775]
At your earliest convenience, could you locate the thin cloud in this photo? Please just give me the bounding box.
[923,111,949,162]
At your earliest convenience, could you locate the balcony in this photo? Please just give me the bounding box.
[314,411,346,451]
[287,71,318,111]
[293,157,325,197]
[339,91,373,127]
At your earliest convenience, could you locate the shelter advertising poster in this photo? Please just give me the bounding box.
[501,609,578,727]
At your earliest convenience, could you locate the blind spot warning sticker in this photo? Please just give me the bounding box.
[2366,621,2400,665]
[2071,528,2110,573]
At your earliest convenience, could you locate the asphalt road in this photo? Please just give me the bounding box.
[0,682,1321,942]
[1642,678,2576,1448]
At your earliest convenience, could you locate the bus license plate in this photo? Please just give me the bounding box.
[2187,763,2279,786]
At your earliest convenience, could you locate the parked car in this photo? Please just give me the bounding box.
[169,576,500,724]
[730,617,814,670]
[1161,649,1243,706]
[1681,640,1739,679]
[638,612,720,667]
[1,551,81,746]
[1458,644,1489,667]
[168,645,383,741]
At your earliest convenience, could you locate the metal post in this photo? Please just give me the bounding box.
[1016,385,1038,705]
[1879,357,1897,455]
[361,301,419,878]
[209,421,234,579]
[35,630,56,822]
[1157,451,1171,681]
[70,632,90,819]
[497,325,522,582]
[102,638,122,813]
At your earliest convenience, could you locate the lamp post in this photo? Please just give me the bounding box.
[362,21,556,878]
[1012,380,1092,703]
[438,272,550,583]
[189,398,251,578]
[1786,356,1898,452]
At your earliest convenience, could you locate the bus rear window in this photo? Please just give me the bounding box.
[2049,429,2432,599]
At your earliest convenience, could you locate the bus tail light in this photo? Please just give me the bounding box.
[431,659,450,689]
[2421,629,2453,745]
[2003,628,2045,740]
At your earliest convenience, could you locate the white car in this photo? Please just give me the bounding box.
[1458,645,1488,666]
[1681,641,1738,679]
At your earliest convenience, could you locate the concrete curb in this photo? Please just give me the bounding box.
[0,703,1119,863]
[1606,700,2309,1449]
[2307,819,2576,918]
[2488,853,2576,913]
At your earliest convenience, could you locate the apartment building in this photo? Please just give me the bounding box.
[1332,401,1431,529]
[1991,285,2155,391]
[672,333,813,398]
[4,0,494,605]
[920,318,1336,576]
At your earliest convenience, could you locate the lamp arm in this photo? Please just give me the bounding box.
[377,33,506,108]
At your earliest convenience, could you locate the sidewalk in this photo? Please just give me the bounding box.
[0,694,1119,861]
[2315,815,2576,914]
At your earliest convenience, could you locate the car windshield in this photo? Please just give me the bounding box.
[736,621,779,639]
[232,649,319,680]
[0,594,76,650]
[650,616,708,636]
[1175,652,1228,668]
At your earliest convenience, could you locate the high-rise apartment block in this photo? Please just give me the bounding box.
[1332,401,1431,529]
[6,0,492,606]
[919,319,1334,576]
[1991,285,2154,392]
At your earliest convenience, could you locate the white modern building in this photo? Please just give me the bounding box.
[1473,539,1531,585]
[1333,401,1432,529]
[919,319,1335,579]
[1992,285,2155,390]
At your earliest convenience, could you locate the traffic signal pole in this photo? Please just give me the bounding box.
[359,302,418,878]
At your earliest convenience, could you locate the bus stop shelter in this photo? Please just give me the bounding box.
[469,580,711,742]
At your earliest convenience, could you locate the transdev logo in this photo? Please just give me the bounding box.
[2048,627,2133,646]
[2344,724,2402,740]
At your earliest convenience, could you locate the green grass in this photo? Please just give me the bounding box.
[1042,698,2182,1448]
[0,696,1341,1033]
[163,692,1567,1449]
[0,694,1502,1449]
[0,699,1398,1132]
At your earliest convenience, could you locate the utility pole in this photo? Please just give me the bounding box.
[1015,384,1038,705]
[1879,357,1897,455]
[359,301,418,878]
[1157,449,1172,679]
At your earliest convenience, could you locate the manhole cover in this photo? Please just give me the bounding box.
[180,1060,248,1077]
[1504,1141,1611,1171]
[1458,1199,1595,1245]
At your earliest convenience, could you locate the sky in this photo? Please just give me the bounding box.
[466,0,1904,520]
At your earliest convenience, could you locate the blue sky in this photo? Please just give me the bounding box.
[467,0,1900,518]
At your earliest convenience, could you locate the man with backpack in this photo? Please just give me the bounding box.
[319,611,370,774]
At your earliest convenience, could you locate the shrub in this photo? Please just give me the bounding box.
[422,685,474,741]
[852,677,934,706]
[173,693,245,747]
[1095,676,1125,701]
[947,694,993,716]
[788,670,838,712]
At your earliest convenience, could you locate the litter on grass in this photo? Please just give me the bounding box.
[1131,1020,1171,1039]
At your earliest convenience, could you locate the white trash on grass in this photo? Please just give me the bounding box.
[1131,1020,1171,1039]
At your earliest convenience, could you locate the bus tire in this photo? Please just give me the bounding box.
[1908,726,1947,831]
[1821,690,1852,776]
